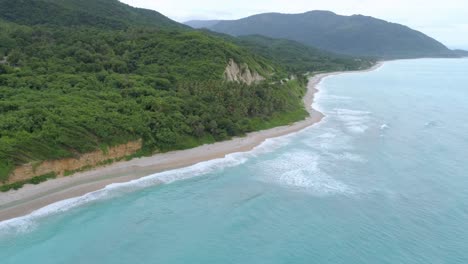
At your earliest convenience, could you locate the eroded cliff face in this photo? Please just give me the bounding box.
[4,140,142,184]
[224,59,265,85]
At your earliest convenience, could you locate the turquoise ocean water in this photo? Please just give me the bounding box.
[1,59,468,263]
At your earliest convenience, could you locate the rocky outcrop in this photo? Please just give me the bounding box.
[224,59,265,85]
[4,140,142,184]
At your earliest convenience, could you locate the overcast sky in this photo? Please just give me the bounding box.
[121,0,468,49]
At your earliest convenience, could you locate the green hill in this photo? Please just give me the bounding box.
[0,21,290,183]
[197,30,374,74]
[185,20,220,29]
[0,2,374,187]
[187,11,456,59]
[0,0,185,29]
[234,35,374,73]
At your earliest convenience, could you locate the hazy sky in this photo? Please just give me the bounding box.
[121,0,468,48]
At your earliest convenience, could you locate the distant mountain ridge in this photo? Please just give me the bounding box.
[217,33,375,73]
[185,20,220,29]
[453,49,468,57]
[186,11,457,59]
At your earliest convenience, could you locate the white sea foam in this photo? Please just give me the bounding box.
[316,95,353,110]
[317,132,337,139]
[303,128,353,151]
[0,159,242,233]
[334,108,372,134]
[311,84,327,113]
[424,121,438,128]
[0,72,358,234]
[0,189,116,235]
[321,95,352,101]
[276,170,351,195]
[0,159,246,234]
[327,152,367,163]
[313,85,354,115]
[335,109,371,116]
[0,125,306,234]
[256,151,353,195]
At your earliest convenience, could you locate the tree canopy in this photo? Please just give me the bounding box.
[0,1,374,183]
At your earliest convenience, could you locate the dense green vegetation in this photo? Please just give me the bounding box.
[0,21,309,183]
[235,35,374,73]
[199,31,375,74]
[0,0,374,185]
[187,11,458,59]
[0,0,185,29]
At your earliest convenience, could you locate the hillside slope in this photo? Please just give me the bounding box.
[197,30,374,74]
[187,11,455,59]
[0,3,374,188]
[0,11,301,186]
[0,0,185,29]
[0,20,293,183]
[235,35,374,73]
[186,20,220,29]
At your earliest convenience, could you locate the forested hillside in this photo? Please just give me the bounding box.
[0,0,185,29]
[198,31,374,74]
[0,21,298,183]
[0,0,373,186]
[234,35,374,73]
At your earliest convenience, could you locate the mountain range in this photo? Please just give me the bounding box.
[186,11,460,59]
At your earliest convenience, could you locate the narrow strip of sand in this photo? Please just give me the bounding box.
[0,63,382,222]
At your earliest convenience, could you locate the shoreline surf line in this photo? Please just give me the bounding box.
[0,62,383,222]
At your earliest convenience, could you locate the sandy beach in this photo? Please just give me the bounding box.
[0,63,382,222]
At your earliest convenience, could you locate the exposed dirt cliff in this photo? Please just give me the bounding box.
[4,140,142,184]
